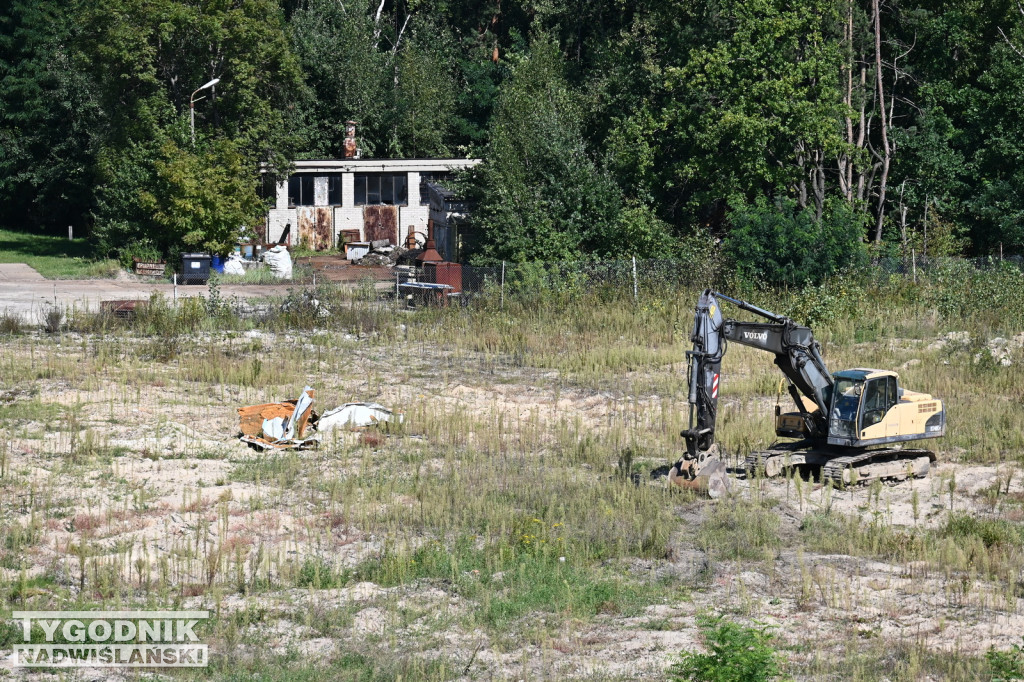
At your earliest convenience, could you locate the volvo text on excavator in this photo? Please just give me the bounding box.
[670,290,945,496]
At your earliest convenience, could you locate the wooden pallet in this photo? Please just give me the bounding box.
[133,260,166,276]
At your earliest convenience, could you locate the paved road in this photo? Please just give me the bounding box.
[0,264,297,323]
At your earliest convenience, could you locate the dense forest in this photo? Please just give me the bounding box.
[1,0,1023,276]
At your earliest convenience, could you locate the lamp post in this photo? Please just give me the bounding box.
[190,78,220,146]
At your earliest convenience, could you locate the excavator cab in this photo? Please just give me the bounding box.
[826,369,942,447]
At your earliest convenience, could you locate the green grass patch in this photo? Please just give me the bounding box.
[799,511,927,561]
[941,513,1024,549]
[0,398,68,424]
[358,536,667,629]
[0,228,120,279]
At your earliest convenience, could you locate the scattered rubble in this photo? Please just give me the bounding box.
[358,253,394,267]
[238,387,318,450]
[926,331,971,351]
[979,333,1024,366]
[927,331,1024,366]
[346,239,407,268]
[237,389,402,449]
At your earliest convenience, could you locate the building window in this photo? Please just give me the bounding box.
[259,175,277,203]
[419,172,452,205]
[288,175,315,207]
[327,174,342,206]
[354,173,408,206]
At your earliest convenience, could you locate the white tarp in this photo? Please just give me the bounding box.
[223,254,246,276]
[318,402,404,432]
[263,245,292,279]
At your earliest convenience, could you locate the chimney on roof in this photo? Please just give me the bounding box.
[344,121,360,159]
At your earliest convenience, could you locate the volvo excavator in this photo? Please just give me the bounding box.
[670,290,945,497]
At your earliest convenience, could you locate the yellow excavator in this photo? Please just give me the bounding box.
[671,290,945,496]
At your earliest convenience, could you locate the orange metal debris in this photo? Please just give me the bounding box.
[237,389,317,442]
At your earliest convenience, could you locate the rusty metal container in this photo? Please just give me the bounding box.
[423,261,462,294]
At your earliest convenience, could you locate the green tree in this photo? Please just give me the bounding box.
[463,33,627,263]
[289,0,391,157]
[659,0,848,219]
[725,195,868,286]
[76,0,305,258]
[391,31,457,157]
[0,1,101,231]
[142,138,263,254]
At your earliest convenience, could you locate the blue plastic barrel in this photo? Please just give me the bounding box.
[211,255,224,273]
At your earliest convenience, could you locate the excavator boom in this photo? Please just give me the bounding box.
[681,289,833,457]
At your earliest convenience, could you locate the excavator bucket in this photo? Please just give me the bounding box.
[668,458,731,498]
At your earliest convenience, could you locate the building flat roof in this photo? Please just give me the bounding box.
[262,158,481,174]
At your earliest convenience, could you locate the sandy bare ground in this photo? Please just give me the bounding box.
[0,331,1021,679]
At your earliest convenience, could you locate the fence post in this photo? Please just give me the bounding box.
[500,261,505,310]
[911,248,917,284]
[632,256,638,303]
[173,273,177,306]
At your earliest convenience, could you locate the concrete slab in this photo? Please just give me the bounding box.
[0,278,297,323]
[0,263,46,282]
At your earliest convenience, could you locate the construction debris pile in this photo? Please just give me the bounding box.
[347,239,406,268]
[237,386,403,450]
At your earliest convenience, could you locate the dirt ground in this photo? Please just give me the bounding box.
[0,328,1020,680]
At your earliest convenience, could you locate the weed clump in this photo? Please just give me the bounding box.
[987,637,1024,680]
[941,513,1024,549]
[670,615,785,681]
[0,314,21,335]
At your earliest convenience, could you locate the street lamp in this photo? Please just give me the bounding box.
[190,78,220,146]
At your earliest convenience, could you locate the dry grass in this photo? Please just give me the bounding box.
[0,272,1022,679]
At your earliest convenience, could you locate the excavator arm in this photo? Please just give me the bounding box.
[680,289,834,463]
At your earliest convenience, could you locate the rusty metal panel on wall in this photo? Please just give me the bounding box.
[363,206,398,245]
[298,207,333,251]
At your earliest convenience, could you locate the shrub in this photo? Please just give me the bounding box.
[942,514,1024,549]
[987,637,1024,681]
[725,196,868,286]
[0,314,22,335]
[925,259,1024,328]
[670,615,785,682]
[116,238,163,270]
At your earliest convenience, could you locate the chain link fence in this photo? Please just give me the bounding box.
[404,254,1023,301]
[200,253,1024,307]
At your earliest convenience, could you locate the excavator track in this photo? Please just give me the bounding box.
[821,448,934,486]
[744,442,810,478]
[743,445,934,485]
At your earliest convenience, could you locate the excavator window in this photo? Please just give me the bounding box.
[829,378,862,439]
[832,380,861,414]
[862,377,897,426]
